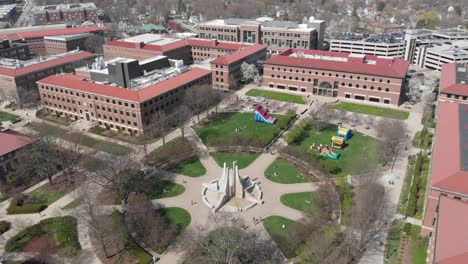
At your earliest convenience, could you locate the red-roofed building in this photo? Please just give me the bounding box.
[211,44,267,90]
[428,197,468,264]
[439,63,468,103]
[262,49,410,106]
[186,39,246,63]
[37,67,212,135]
[0,26,106,55]
[0,128,35,177]
[0,51,96,106]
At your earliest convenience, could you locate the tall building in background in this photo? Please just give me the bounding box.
[30,3,98,25]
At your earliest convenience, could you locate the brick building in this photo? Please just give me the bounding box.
[103,34,193,65]
[30,3,98,25]
[0,50,95,106]
[185,39,246,63]
[44,33,91,55]
[0,127,35,178]
[0,26,105,55]
[211,44,267,90]
[197,18,326,52]
[0,39,30,60]
[421,63,468,263]
[37,67,211,136]
[262,49,410,106]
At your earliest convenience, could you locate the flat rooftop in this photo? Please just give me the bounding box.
[31,2,96,12]
[44,33,91,42]
[0,4,16,17]
[433,29,468,38]
[200,18,319,32]
[426,41,468,58]
[333,32,405,44]
[121,33,182,46]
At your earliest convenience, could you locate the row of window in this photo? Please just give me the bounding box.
[268,67,393,83]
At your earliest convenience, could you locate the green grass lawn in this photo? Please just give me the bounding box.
[0,111,18,122]
[5,216,80,256]
[62,200,80,210]
[211,152,260,169]
[246,89,306,104]
[384,220,403,264]
[27,123,133,156]
[148,180,185,199]
[333,102,409,120]
[167,158,206,177]
[397,156,416,215]
[194,112,293,147]
[410,225,429,264]
[0,220,11,235]
[153,207,191,254]
[265,158,310,184]
[280,192,319,214]
[292,124,380,177]
[8,185,68,214]
[37,113,73,126]
[263,215,300,259]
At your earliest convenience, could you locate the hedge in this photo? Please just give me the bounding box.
[7,203,47,215]
[0,221,11,235]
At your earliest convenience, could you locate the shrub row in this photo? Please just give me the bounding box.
[7,203,47,215]
[0,220,11,235]
[149,137,196,165]
[412,127,433,149]
[284,118,312,144]
[405,152,429,217]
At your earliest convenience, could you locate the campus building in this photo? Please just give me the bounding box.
[44,33,91,55]
[197,17,326,52]
[262,49,409,106]
[37,57,211,135]
[103,34,193,65]
[330,28,468,68]
[0,25,105,55]
[330,32,405,58]
[422,63,468,263]
[0,127,35,178]
[211,44,267,90]
[0,39,30,60]
[0,50,95,106]
[0,4,16,21]
[30,3,98,25]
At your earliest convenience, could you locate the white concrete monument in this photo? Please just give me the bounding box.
[202,161,263,213]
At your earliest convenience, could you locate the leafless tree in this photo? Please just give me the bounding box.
[315,180,341,222]
[184,84,211,123]
[183,218,282,264]
[54,131,84,185]
[309,102,336,131]
[149,110,171,146]
[375,119,407,166]
[173,105,192,139]
[123,194,178,250]
[83,34,105,54]
[83,155,152,204]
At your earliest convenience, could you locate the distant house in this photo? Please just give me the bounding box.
[125,24,167,35]
[359,18,405,34]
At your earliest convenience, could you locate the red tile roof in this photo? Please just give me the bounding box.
[430,101,468,194]
[434,197,468,264]
[37,67,211,103]
[263,48,410,78]
[0,128,35,157]
[0,26,106,40]
[0,51,95,77]
[440,63,468,97]
[210,44,267,65]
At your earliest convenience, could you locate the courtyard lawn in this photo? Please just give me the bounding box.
[211,152,260,169]
[265,158,310,184]
[0,221,11,235]
[246,89,306,104]
[27,122,133,156]
[194,112,293,147]
[280,192,319,214]
[263,215,300,259]
[5,216,80,256]
[384,220,404,264]
[333,102,409,120]
[292,124,380,178]
[37,111,73,126]
[168,158,206,177]
[149,180,185,199]
[153,207,191,254]
[62,200,80,210]
[0,111,18,122]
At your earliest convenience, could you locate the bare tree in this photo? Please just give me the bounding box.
[184,219,282,264]
[149,110,171,146]
[123,194,178,250]
[54,131,84,185]
[375,119,407,166]
[184,84,211,123]
[315,180,341,221]
[309,102,336,131]
[83,34,105,54]
[173,105,192,139]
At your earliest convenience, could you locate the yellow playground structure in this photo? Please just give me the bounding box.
[331,136,345,149]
